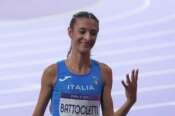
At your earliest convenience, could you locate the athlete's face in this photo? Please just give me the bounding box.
[68,18,99,53]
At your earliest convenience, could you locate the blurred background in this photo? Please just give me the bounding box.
[0,0,175,115]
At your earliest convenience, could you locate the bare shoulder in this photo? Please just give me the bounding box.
[99,62,113,84]
[99,63,112,74]
[42,64,57,87]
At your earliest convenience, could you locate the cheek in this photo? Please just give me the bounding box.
[71,34,82,42]
[71,37,83,47]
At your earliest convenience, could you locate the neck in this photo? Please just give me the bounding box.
[66,50,91,74]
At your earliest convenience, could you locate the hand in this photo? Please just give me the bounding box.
[121,69,139,104]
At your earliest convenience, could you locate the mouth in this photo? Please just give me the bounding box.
[80,42,91,47]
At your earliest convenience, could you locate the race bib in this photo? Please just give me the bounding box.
[59,93,100,116]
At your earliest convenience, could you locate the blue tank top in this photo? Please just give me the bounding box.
[51,59,104,116]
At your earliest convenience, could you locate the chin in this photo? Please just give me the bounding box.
[79,48,91,54]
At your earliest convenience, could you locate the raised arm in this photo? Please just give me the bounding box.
[113,69,139,116]
[100,63,139,116]
[32,64,57,116]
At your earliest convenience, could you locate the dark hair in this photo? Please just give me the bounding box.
[69,11,99,29]
[67,11,99,57]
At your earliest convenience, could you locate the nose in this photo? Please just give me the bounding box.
[84,32,91,41]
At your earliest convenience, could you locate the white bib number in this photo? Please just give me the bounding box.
[59,98,100,116]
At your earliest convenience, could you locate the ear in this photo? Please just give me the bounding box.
[68,27,73,39]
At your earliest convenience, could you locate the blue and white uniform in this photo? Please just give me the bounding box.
[51,59,104,116]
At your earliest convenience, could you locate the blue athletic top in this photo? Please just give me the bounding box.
[51,59,104,116]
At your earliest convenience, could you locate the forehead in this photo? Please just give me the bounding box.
[74,17,98,30]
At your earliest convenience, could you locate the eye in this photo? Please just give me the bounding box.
[90,30,98,36]
[79,29,86,35]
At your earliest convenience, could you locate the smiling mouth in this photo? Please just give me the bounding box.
[81,42,90,47]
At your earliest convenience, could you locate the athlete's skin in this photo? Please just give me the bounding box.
[33,16,139,116]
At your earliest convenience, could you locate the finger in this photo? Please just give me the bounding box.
[134,69,139,83]
[121,80,128,89]
[131,69,135,82]
[126,74,131,85]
